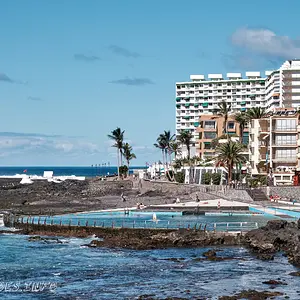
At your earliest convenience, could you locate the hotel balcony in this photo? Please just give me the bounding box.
[272,143,297,148]
[273,157,297,163]
[273,127,297,133]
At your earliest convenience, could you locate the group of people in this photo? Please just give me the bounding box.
[270,194,281,202]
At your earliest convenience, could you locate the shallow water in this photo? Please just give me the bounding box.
[0,233,299,299]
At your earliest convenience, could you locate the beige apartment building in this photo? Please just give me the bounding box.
[197,115,249,159]
[249,108,300,185]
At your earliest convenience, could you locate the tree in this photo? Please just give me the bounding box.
[245,107,267,120]
[154,131,175,177]
[122,143,136,175]
[154,136,168,174]
[169,141,181,159]
[178,130,193,160]
[217,100,232,135]
[215,141,246,185]
[234,112,248,144]
[107,127,124,179]
[160,130,175,164]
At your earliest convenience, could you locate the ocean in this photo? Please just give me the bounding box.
[0,233,299,299]
[0,166,145,178]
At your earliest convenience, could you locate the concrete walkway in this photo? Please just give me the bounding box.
[149,199,249,209]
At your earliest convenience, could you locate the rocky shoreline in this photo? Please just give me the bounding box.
[0,178,216,215]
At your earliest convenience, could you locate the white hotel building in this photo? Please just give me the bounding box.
[175,60,300,157]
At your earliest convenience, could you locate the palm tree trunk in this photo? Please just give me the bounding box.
[225,115,229,139]
[187,144,190,160]
[119,149,123,179]
[127,159,130,176]
[228,160,233,186]
[240,124,244,143]
[164,149,169,179]
[161,149,165,177]
[117,148,120,179]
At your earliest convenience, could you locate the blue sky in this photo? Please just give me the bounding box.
[0,0,300,166]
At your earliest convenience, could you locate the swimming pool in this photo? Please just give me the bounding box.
[20,210,276,232]
[267,207,300,219]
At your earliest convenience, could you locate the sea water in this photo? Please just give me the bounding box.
[0,233,299,299]
[0,166,145,178]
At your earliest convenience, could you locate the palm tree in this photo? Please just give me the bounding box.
[177,131,193,160]
[154,136,168,173]
[215,141,246,185]
[234,112,248,144]
[122,143,136,175]
[107,127,125,179]
[245,107,267,120]
[217,100,232,135]
[160,130,175,165]
[169,141,181,160]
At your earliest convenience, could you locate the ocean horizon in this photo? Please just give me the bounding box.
[0,166,146,177]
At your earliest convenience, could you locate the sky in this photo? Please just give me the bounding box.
[1,0,300,166]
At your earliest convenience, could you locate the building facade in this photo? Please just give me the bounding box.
[249,108,300,185]
[197,115,249,160]
[176,59,300,158]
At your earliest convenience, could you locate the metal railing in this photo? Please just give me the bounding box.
[13,216,260,232]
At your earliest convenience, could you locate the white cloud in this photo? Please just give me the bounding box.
[231,28,300,59]
[0,132,160,165]
[0,132,100,158]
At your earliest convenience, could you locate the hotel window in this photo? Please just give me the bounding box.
[275,134,296,145]
[204,143,212,150]
[228,122,235,129]
[276,148,296,158]
[204,132,217,139]
[204,121,215,129]
[276,119,296,131]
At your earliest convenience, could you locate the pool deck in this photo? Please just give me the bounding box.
[147,199,250,212]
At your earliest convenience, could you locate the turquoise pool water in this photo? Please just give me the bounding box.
[21,210,276,231]
[267,207,300,219]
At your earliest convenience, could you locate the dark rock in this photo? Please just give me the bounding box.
[289,271,300,276]
[219,289,284,300]
[203,249,217,258]
[265,220,288,230]
[244,219,300,266]
[257,253,275,260]
[28,235,43,241]
[262,279,287,285]
[28,235,64,244]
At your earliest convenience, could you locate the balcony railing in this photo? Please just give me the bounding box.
[274,127,297,131]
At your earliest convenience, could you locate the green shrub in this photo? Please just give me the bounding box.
[119,165,128,177]
[212,173,221,185]
[201,172,211,185]
[174,171,185,183]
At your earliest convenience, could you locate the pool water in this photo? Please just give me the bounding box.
[21,211,277,231]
